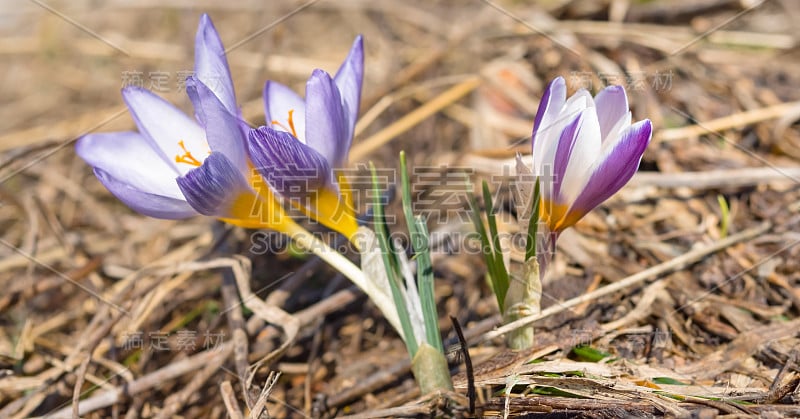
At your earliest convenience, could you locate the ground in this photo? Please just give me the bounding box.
[1,0,800,417]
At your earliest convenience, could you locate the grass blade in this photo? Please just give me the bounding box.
[370,162,418,357]
[399,151,441,352]
[482,181,510,306]
[524,177,541,261]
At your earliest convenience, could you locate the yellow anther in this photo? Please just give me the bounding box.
[271,109,299,138]
[174,140,202,167]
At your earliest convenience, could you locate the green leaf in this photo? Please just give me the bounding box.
[466,184,505,309]
[399,151,441,352]
[370,162,418,357]
[530,386,587,398]
[717,194,730,238]
[524,177,541,261]
[652,377,688,385]
[571,345,612,362]
[482,181,510,307]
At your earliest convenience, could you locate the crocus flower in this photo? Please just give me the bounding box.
[519,76,652,235]
[76,15,292,232]
[247,36,363,242]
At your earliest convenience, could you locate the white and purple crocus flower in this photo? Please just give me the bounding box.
[519,76,652,242]
[76,15,364,240]
[247,36,364,241]
[76,14,290,231]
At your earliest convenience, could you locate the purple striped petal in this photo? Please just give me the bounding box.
[594,85,629,142]
[176,152,250,216]
[185,76,247,174]
[535,88,595,179]
[121,86,207,175]
[334,35,364,143]
[247,126,332,202]
[569,119,652,215]
[93,168,196,219]
[194,14,237,115]
[304,69,348,167]
[559,107,601,204]
[263,80,307,142]
[549,112,583,203]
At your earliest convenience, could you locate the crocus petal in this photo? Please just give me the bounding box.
[186,76,247,174]
[548,112,584,203]
[194,14,237,115]
[569,119,652,216]
[560,89,594,122]
[559,107,602,206]
[247,126,332,201]
[532,76,566,174]
[76,131,184,199]
[305,69,348,167]
[263,81,307,142]
[594,85,629,142]
[93,168,196,219]
[121,86,207,175]
[334,35,364,143]
[176,152,251,217]
[602,110,632,147]
[534,88,595,188]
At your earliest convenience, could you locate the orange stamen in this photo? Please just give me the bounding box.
[174,140,202,167]
[270,109,299,138]
[287,110,298,138]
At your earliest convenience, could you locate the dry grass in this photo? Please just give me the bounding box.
[2,0,800,417]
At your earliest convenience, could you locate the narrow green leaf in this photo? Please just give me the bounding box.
[524,177,541,261]
[530,386,587,398]
[571,345,612,362]
[482,181,510,305]
[466,182,504,310]
[399,151,441,352]
[371,162,418,357]
[652,377,688,385]
[412,217,441,351]
[717,194,730,238]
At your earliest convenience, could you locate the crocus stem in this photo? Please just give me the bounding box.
[283,223,403,335]
[503,258,542,350]
[411,343,454,393]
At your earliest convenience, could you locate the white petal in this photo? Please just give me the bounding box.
[122,87,208,175]
[263,81,307,143]
[76,131,185,199]
[532,77,567,175]
[602,111,631,147]
[560,107,602,205]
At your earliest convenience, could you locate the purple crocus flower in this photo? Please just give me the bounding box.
[247,36,363,241]
[519,76,652,235]
[76,15,291,231]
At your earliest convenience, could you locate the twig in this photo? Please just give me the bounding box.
[220,381,244,419]
[71,355,91,419]
[338,404,431,419]
[220,267,252,407]
[629,167,800,188]
[155,348,229,419]
[250,371,281,419]
[657,101,800,142]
